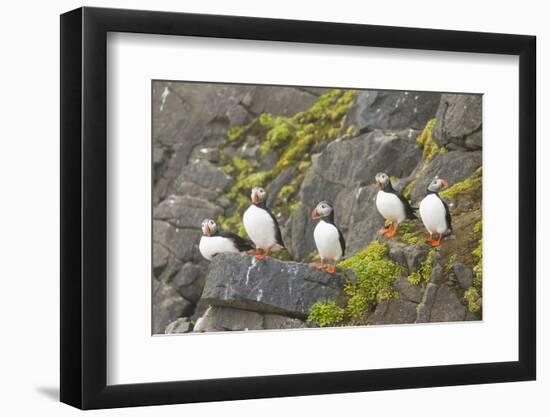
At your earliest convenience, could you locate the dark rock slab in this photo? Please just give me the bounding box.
[430,285,467,323]
[433,94,482,150]
[194,306,264,332]
[263,314,305,330]
[201,254,346,319]
[453,261,474,289]
[393,277,423,303]
[176,160,235,192]
[347,90,441,132]
[369,298,418,325]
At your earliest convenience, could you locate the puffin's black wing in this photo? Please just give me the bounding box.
[264,207,285,248]
[337,226,346,257]
[441,198,452,232]
[217,231,255,252]
[396,192,417,219]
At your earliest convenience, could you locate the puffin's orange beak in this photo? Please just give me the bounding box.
[376,180,382,189]
[441,179,449,189]
[311,208,319,220]
[251,191,258,204]
[202,225,211,236]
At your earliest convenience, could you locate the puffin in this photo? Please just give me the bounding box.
[242,187,285,260]
[311,201,346,274]
[199,218,254,261]
[419,177,452,247]
[375,172,416,237]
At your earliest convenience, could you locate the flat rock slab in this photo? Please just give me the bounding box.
[202,254,346,319]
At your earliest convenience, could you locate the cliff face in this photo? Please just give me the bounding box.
[152,82,482,334]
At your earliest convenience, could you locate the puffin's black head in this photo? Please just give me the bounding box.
[201,218,218,236]
[251,187,267,205]
[427,177,449,193]
[375,172,390,190]
[311,201,334,220]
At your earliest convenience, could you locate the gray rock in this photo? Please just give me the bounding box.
[429,285,467,323]
[416,282,439,323]
[453,261,474,289]
[465,311,482,321]
[347,90,441,131]
[392,277,423,303]
[194,306,264,332]
[433,94,482,150]
[246,86,326,117]
[216,195,232,209]
[196,147,220,162]
[165,317,193,334]
[171,262,205,302]
[266,168,297,208]
[263,314,305,330]
[154,195,223,229]
[201,254,346,319]
[429,253,446,285]
[387,241,429,274]
[369,298,418,325]
[408,150,482,203]
[153,243,170,276]
[152,278,191,334]
[177,160,235,192]
[175,181,218,201]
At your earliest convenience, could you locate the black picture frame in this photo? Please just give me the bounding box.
[60,6,536,410]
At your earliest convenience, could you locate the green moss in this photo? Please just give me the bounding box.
[338,241,402,319]
[217,89,356,246]
[465,220,483,313]
[407,249,436,287]
[464,287,481,313]
[227,125,246,142]
[403,119,446,197]
[307,301,345,327]
[445,254,458,273]
[439,168,482,200]
[416,119,446,162]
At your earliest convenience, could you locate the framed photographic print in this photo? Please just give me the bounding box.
[60,6,536,410]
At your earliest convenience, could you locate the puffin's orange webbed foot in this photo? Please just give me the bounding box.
[326,266,335,274]
[431,234,443,247]
[255,248,270,260]
[247,248,260,256]
[313,262,325,270]
[379,227,390,236]
[385,227,397,238]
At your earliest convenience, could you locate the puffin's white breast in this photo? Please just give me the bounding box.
[313,220,343,261]
[376,190,407,223]
[419,194,448,234]
[199,236,239,261]
[243,204,278,250]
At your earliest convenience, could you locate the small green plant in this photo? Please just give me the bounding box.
[416,118,446,162]
[338,240,402,319]
[307,300,345,327]
[407,249,436,286]
[464,287,481,313]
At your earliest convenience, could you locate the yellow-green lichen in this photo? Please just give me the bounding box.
[440,167,482,200]
[416,118,447,162]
